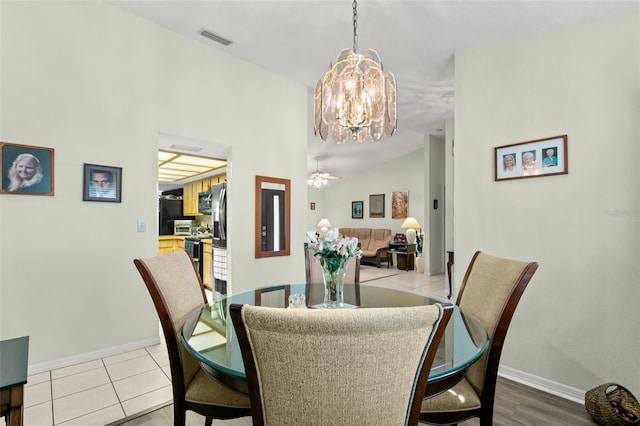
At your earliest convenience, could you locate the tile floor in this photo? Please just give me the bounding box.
[23,267,446,426]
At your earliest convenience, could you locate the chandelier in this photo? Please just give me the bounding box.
[313,0,397,144]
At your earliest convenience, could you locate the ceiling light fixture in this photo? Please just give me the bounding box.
[313,0,397,144]
[308,158,341,190]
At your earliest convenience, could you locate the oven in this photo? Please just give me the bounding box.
[184,238,203,279]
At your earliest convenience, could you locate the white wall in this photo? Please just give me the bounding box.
[426,135,445,274]
[309,149,427,240]
[454,15,639,395]
[0,1,307,368]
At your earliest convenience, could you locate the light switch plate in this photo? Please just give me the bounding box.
[137,220,146,232]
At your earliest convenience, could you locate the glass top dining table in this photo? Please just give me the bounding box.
[181,283,488,398]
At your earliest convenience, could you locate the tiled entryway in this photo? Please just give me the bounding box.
[23,268,448,426]
[24,342,173,426]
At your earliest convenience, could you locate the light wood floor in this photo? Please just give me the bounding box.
[115,377,595,425]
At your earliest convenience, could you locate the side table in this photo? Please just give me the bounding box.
[0,336,29,426]
[387,243,417,271]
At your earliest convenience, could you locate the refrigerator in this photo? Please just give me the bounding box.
[211,182,228,294]
[158,198,194,235]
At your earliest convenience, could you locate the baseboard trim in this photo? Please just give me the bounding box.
[499,365,585,404]
[28,336,161,376]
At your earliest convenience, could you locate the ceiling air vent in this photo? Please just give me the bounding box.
[199,29,233,46]
[169,144,202,152]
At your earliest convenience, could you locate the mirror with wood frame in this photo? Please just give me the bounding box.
[255,175,290,258]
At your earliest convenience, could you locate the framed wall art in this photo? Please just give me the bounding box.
[495,135,568,181]
[369,194,385,218]
[83,163,122,202]
[391,190,408,219]
[352,201,363,219]
[0,141,54,196]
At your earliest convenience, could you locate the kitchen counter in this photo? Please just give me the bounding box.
[158,235,187,241]
[158,235,186,255]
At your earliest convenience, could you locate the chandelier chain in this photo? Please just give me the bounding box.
[352,0,358,53]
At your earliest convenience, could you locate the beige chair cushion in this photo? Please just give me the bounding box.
[420,378,481,412]
[237,305,443,425]
[185,369,250,408]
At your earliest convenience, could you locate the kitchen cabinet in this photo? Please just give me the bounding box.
[202,239,213,290]
[158,236,185,255]
[183,181,202,216]
[182,174,226,216]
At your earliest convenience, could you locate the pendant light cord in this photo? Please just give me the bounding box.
[352,0,358,53]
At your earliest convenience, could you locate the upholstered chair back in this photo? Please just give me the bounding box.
[456,252,538,395]
[135,251,250,425]
[135,251,206,388]
[231,304,452,426]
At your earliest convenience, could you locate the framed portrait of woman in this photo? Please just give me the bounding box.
[0,142,55,196]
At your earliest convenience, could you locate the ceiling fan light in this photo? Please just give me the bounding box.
[308,158,340,190]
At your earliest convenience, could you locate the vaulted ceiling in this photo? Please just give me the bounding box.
[109,1,639,185]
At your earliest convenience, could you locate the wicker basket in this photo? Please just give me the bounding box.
[585,383,640,425]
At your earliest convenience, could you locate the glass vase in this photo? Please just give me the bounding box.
[320,257,348,308]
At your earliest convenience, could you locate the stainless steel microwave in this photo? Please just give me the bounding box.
[198,191,212,214]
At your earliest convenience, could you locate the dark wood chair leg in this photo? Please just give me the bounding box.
[174,403,186,426]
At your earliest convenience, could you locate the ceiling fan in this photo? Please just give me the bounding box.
[308,158,341,190]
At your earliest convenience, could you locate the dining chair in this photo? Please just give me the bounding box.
[255,284,291,308]
[134,251,250,426]
[230,302,453,426]
[419,251,538,426]
[304,242,361,305]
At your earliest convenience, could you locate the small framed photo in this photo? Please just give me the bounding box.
[369,194,385,218]
[495,135,568,181]
[352,201,363,219]
[83,163,122,202]
[394,233,407,243]
[1,141,54,196]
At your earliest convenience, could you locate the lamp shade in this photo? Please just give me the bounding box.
[317,218,332,228]
[401,217,421,229]
[401,217,420,245]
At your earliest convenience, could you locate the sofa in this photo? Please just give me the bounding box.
[339,228,392,268]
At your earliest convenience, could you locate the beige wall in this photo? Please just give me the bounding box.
[309,148,427,238]
[305,13,640,399]
[0,1,307,368]
[454,14,639,395]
